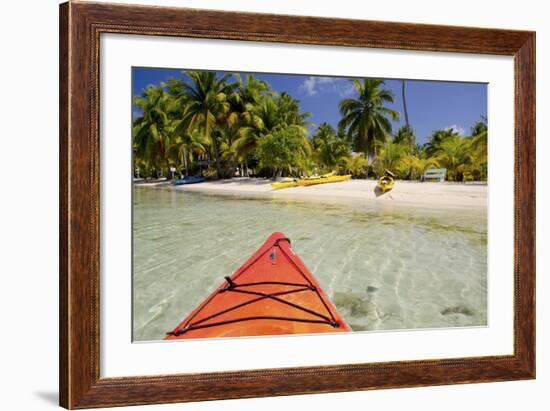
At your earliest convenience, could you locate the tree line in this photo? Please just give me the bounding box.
[133,71,487,182]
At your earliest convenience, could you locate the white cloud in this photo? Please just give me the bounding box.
[444,124,466,136]
[301,77,318,96]
[299,76,356,98]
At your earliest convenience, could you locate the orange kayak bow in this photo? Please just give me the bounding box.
[166,232,351,340]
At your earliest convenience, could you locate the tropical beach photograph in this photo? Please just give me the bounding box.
[131,67,488,342]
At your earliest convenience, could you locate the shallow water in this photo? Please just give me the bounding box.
[132,187,487,341]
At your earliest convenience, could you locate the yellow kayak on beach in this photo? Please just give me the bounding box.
[297,174,351,186]
[377,170,395,193]
[272,179,299,189]
[272,173,351,189]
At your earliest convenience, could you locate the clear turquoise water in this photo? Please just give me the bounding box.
[132,187,487,341]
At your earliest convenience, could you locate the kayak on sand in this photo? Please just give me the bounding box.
[376,170,395,193]
[165,232,351,340]
[173,176,205,185]
[272,173,351,189]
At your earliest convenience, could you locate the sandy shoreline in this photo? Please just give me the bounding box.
[135,177,487,210]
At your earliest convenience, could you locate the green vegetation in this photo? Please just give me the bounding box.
[256,127,312,177]
[338,79,400,157]
[133,71,487,182]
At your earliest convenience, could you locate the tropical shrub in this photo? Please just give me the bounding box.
[344,155,369,178]
[435,136,474,181]
[202,166,218,179]
[373,141,409,178]
[256,127,312,178]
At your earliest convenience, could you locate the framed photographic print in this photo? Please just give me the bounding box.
[59,1,535,409]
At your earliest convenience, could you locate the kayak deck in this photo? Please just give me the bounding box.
[165,232,351,340]
[377,175,394,193]
[272,174,351,189]
[173,176,205,185]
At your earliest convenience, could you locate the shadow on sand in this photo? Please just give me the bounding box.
[210,177,271,186]
[374,185,386,198]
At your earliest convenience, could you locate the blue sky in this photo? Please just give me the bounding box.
[133,67,487,145]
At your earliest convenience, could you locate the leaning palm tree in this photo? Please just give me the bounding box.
[338,79,399,158]
[173,71,237,178]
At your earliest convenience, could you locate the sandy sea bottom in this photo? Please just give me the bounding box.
[132,187,487,341]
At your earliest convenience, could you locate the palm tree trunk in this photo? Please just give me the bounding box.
[166,159,173,180]
[183,146,189,177]
[402,80,415,181]
[213,141,222,179]
[401,80,410,130]
[206,123,222,179]
[226,159,233,178]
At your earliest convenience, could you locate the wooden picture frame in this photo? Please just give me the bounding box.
[59,1,535,408]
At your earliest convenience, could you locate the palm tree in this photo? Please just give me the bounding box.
[465,118,488,180]
[470,118,488,159]
[401,80,410,131]
[231,96,277,170]
[277,92,311,128]
[393,125,417,179]
[338,79,399,158]
[400,80,414,151]
[133,86,179,178]
[423,128,460,157]
[168,129,207,177]
[312,123,351,171]
[232,94,310,174]
[173,71,237,178]
[231,73,269,117]
[435,136,473,181]
[227,73,270,176]
[398,155,439,180]
[374,140,408,177]
[393,125,416,147]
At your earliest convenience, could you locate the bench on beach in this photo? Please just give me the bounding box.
[422,168,447,182]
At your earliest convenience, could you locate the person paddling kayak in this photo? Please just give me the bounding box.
[165,232,351,340]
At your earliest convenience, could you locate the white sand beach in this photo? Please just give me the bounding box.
[137,178,487,210]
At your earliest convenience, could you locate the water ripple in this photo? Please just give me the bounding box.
[133,187,487,341]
